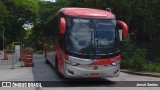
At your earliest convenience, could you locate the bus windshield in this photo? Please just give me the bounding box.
[66,17,120,56]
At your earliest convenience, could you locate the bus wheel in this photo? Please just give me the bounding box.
[45,59,49,64]
[55,57,58,70]
[45,50,49,64]
[55,58,65,79]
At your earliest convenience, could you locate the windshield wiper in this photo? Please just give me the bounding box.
[93,26,101,56]
[90,29,93,47]
[97,36,108,53]
[95,29,99,54]
[89,29,95,59]
[86,28,97,59]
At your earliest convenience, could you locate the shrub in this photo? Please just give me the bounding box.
[121,48,147,71]
[34,50,43,54]
[143,63,156,72]
[155,65,160,72]
[121,59,130,69]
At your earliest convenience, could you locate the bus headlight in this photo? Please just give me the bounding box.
[65,60,79,66]
[111,60,120,66]
[64,56,79,66]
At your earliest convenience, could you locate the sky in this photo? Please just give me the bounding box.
[42,0,56,2]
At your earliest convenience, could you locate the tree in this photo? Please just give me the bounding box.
[27,1,55,50]
[1,0,39,47]
[30,0,71,50]
[0,1,9,49]
[0,1,8,28]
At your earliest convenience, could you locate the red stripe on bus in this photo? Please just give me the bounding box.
[92,55,121,65]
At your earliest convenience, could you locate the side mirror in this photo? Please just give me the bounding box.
[117,21,128,38]
[60,17,66,34]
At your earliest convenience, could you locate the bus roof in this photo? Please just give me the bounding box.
[59,8,115,18]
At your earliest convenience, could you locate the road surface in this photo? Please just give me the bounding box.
[0,55,160,90]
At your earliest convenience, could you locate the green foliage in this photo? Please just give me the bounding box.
[64,0,160,42]
[128,48,147,70]
[121,47,147,70]
[0,1,9,28]
[38,1,56,24]
[0,0,39,47]
[121,40,160,72]
[121,37,147,70]
[122,38,134,53]
[155,66,160,72]
[2,0,160,73]
[34,50,43,54]
[143,63,156,72]
[12,0,39,22]
[143,63,160,72]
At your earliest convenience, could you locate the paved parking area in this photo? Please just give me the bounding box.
[0,55,160,90]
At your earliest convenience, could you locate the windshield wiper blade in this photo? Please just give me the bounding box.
[93,27,100,56]
[95,33,100,54]
[94,26,107,54]
[90,29,93,47]
[97,37,108,53]
[89,29,95,60]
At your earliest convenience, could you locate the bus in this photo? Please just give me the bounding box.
[43,8,128,78]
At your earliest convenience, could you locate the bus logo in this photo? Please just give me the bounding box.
[2,82,11,87]
[93,66,98,70]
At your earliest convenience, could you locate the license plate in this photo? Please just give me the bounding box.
[90,73,101,78]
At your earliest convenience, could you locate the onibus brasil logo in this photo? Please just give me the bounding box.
[1,82,42,87]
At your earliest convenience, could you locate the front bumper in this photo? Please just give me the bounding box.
[63,63,120,78]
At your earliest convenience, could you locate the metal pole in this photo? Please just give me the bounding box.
[11,50,15,69]
[12,51,14,69]
[20,48,23,67]
[2,28,5,61]
[16,51,17,63]
[3,28,4,51]
[12,42,22,67]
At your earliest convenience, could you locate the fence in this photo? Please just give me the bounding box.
[0,50,20,69]
[121,42,160,63]
[145,43,160,63]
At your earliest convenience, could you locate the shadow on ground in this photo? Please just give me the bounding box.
[32,55,116,87]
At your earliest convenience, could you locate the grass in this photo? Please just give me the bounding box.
[121,61,160,72]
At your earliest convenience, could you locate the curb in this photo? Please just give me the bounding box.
[121,69,160,78]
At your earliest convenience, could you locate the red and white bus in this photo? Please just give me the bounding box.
[43,8,128,78]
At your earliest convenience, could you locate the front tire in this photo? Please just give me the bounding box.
[45,59,50,64]
[55,57,65,79]
[44,50,49,64]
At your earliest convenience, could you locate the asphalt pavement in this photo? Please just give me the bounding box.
[0,54,160,90]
